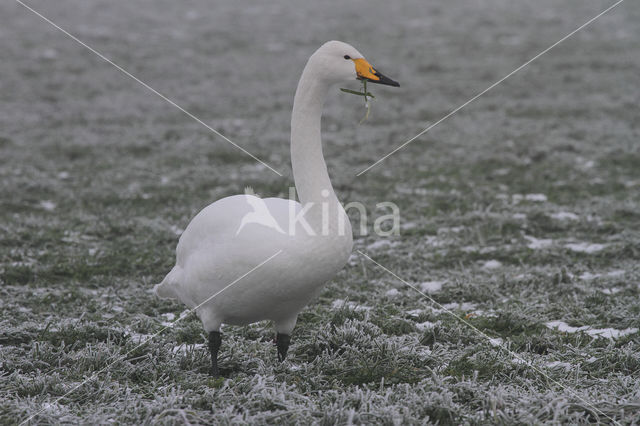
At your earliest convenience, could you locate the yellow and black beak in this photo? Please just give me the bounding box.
[353,58,400,87]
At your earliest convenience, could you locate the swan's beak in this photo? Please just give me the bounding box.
[353,58,400,87]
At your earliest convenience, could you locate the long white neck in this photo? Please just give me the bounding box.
[290,61,339,207]
[290,60,352,239]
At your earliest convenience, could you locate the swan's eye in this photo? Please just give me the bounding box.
[343,55,351,60]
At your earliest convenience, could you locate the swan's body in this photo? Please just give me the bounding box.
[154,41,399,373]
[156,193,352,334]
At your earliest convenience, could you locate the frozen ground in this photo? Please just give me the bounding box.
[1,0,639,424]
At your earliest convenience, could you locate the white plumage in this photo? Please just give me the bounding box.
[154,41,399,373]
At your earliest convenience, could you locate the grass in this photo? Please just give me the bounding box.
[1,0,640,423]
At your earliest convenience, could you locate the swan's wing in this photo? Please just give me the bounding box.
[163,195,299,304]
[175,195,247,264]
[175,195,300,266]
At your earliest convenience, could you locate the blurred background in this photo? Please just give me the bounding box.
[2,0,638,277]
[1,0,639,423]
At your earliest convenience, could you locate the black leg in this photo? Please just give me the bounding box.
[208,331,222,376]
[276,333,291,362]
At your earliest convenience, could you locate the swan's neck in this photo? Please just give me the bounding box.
[290,64,337,206]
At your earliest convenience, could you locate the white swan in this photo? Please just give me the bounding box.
[154,40,399,376]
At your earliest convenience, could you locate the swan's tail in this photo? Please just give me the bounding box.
[154,265,182,300]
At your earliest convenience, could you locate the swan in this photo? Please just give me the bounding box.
[154,40,399,376]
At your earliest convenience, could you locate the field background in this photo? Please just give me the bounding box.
[1,0,639,424]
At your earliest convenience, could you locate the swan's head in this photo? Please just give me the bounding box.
[309,40,400,87]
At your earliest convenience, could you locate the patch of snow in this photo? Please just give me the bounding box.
[438,226,463,233]
[406,309,423,318]
[57,171,70,179]
[415,321,436,331]
[579,159,595,169]
[171,225,184,236]
[512,193,547,203]
[550,211,579,221]
[512,213,527,220]
[579,269,625,280]
[471,309,497,318]
[546,361,572,371]
[441,302,477,311]
[42,402,63,414]
[366,239,397,250]
[395,186,432,195]
[419,281,443,294]
[8,261,33,268]
[40,200,56,211]
[423,235,446,247]
[600,288,622,295]
[489,338,503,347]
[565,242,607,253]
[331,299,372,312]
[579,272,599,280]
[385,289,399,297]
[482,260,502,269]
[545,321,638,339]
[126,332,154,343]
[61,231,82,243]
[171,343,206,354]
[400,221,418,231]
[160,312,177,327]
[524,235,553,250]
[589,328,638,339]
[525,193,547,202]
[546,321,589,334]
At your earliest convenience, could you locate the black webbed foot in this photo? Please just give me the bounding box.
[208,331,222,376]
[276,333,291,362]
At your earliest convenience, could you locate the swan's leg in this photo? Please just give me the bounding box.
[208,331,222,376]
[274,316,296,362]
[276,333,290,362]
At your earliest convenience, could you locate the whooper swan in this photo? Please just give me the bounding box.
[155,41,399,376]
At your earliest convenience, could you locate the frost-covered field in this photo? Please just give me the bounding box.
[1,0,639,424]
